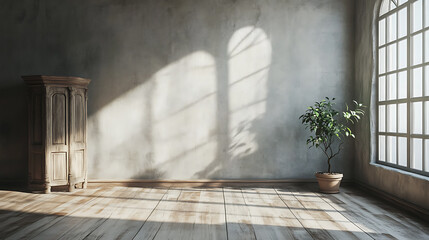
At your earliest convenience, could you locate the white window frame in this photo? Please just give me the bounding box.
[377,0,429,177]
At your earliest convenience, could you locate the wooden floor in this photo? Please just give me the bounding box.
[0,184,428,240]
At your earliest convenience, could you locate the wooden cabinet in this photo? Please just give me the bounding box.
[23,76,90,193]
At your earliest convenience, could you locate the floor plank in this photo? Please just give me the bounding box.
[287,185,372,240]
[224,187,257,240]
[5,188,102,240]
[151,188,210,240]
[320,186,429,240]
[190,188,227,240]
[31,187,125,240]
[132,188,180,240]
[242,187,312,240]
[85,187,167,240]
[0,185,427,240]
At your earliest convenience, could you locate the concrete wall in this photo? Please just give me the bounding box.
[0,0,355,180]
[355,0,429,210]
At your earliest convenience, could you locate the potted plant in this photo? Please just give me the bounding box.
[299,97,365,193]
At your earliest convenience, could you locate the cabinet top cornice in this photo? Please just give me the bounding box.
[22,75,91,87]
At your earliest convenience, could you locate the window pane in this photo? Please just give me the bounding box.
[379,76,386,101]
[426,66,429,96]
[379,105,386,132]
[380,1,389,16]
[412,101,423,134]
[412,33,423,65]
[399,0,408,5]
[379,135,386,162]
[426,101,429,134]
[388,43,397,71]
[398,39,407,69]
[389,0,397,11]
[398,137,407,167]
[388,12,397,42]
[379,19,386,46]
[398,103,407,133]
[426,31,429,63]
[387,136,397,164]
[380,47,386,74]
[398,71,407,99]
[387,43,396,71]
[388,104,397,132]
[398,7,408,39]
[425,139,429,171]
[413,67,423,97]
[388,74,397,100]
[413,0,423,32]
[412,138,423,170]
[425,0,429,27]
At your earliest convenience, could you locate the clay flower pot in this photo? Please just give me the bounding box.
[315,172,343,194]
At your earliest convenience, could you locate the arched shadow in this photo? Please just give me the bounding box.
[0,0,356,183]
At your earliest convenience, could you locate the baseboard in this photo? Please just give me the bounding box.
[354,180,429,222]
[0,178,351,189]
[88,178,353,188]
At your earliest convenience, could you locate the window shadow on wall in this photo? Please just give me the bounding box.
[0,0,355,182]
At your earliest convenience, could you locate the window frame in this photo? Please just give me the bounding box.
[376,0,429,177]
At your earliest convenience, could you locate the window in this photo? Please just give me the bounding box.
[377,0,429,176]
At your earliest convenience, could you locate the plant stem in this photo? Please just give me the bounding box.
[327,157,331,173]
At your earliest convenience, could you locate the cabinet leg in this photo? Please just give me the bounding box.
[83,179,88,189]
[68,183,74,192]
[44,184,51,194]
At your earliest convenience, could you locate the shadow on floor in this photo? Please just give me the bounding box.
[1,185,429,239]
[0,209,385,240]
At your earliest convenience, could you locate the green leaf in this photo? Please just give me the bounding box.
[300,98,365,160]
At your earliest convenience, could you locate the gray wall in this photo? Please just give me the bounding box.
[0,0,355,180]
[355,0,429,209]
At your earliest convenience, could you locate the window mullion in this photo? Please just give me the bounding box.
[407,2,412,169]
[397,7,400,165]
[380,1,409,19]
[386,7,389,164]
[422,0,426,172]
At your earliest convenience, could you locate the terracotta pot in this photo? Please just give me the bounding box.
[315,172,343,194]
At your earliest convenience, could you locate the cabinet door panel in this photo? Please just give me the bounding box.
[52,93,67,145]
[70,89,87,183]
[73,150,85,179]
[32,153,43,180]
[52,152,68,184]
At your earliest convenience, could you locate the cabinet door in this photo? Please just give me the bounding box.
[70,88,86,182]
[28,88,45,183]
[47,87,69,186]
